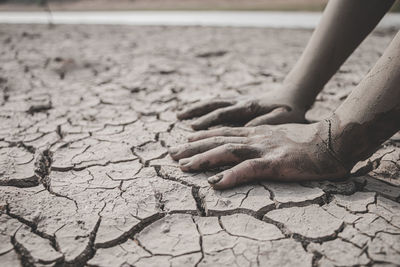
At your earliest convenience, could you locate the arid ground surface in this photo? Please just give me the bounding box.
[0,24,400,266]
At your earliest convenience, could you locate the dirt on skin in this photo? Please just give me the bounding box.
[0,24,399,266]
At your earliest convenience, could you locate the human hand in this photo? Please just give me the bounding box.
[168,122,348,189]
[177,89,308,130]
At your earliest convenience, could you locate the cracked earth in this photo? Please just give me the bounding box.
[0,24,399,267]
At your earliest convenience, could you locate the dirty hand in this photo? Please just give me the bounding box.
[177,89,308,130]
[169,122,348,189]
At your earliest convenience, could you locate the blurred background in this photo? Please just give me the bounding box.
[1,0,399,12]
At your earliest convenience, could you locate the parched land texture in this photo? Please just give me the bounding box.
[0,24,399,267]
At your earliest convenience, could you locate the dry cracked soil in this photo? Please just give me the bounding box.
[0,24,400,267]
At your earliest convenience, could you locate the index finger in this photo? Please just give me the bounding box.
[177,99,236,120]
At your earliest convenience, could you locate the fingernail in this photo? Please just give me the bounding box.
[179,158,191,166]
[168,147,179,155]
[208,174,223,184]
[191,121,202,130]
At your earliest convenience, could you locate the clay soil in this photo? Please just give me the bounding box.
[0,24,399,266]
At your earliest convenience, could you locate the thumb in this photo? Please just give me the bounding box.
[208,159,272,189]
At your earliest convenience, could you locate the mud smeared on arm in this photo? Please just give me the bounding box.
[327,109,400,170]
[327,31,400,170]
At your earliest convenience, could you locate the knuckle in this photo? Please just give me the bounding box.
[222,143,237,152]
[221,127,231,135]
[214,111,224,120]
[245,101,260,112]
[250,125,265,135]
[191,154,200,162]
[212,136,224,143]
[244,159,255,168]
[188,133,199,140]
[183,143,193,151]
[246,137,257,145]
[243,159,261,171]
[243,137,252,144]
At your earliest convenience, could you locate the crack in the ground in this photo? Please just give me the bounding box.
[0,176,38,188]
[153,164,198,188]
[131,142,168,167]
[273,193,330,210]
[11,229,36,267]
[10,141,37,154]
[351,149,395,177]
[95,213,165,249]
[217,216,286,243]
[34,148,79,212]
[64,203,105,267]
[0,142,38,188]
[191,186,206,216]
[12,225,65,267]
[263,215,346,244]
[5,204,63,261]
[310,250,323,267]
[26,101,52,115]
[191,217,205,267]
[51,158,138,172]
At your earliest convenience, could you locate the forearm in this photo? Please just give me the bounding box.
[326,31,400,169]
[282,0,395,109]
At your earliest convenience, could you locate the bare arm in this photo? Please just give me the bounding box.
[283,0,396,109]
[327,30,400,169]
[177,0,395,129]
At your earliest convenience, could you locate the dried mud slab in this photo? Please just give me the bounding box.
[308,238,370,266]
[0,24,399,266]
[264,204,344,240]
[14,225,64,265]
[332,191,376,212]
[200,184,275,216]
[0,147,36,187]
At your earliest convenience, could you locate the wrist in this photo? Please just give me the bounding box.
[314,119,349,172]
[317,113,379,171]
[279,80,319,111]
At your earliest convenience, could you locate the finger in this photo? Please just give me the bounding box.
[168,136,248,160]
[207,159,273,189]
[179,144,261,172]
[187,127,251,142]
[245,107,305,126]
[191,103,259,130]
[177,99,236,120]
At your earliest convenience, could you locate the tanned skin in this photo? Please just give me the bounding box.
[169,0,400,189]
